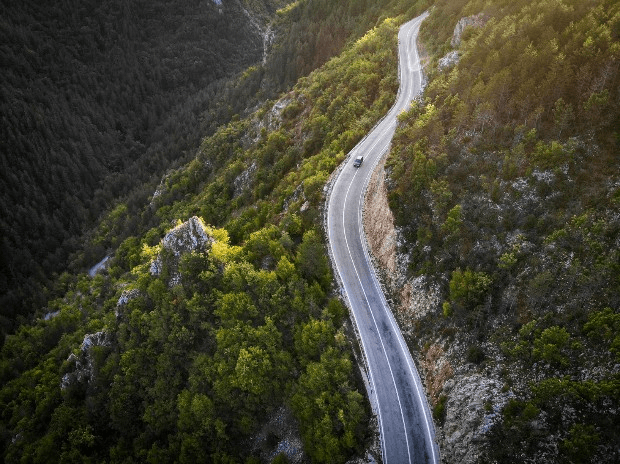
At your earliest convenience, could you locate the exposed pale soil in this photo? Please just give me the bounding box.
[363,157,397,277]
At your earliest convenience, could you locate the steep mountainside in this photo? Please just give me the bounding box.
[4,0,617,462]
[378,0,620,461]
[0,0,428,340]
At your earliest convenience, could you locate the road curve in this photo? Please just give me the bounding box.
[326,12,439,464]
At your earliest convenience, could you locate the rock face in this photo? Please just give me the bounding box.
[252,406,306,464]
[399,276,442,329]
[161,216,213,255]
[234,161,257,197]
[438,14,487,72]
[440,374,513,464]
[438,50,460,71]
[451,13,487,48]
[265,96,294,132]
[364,157,398,277]
[115,288,143,320]
[151,168,179,205]
[243,94,296,147]
[150,216,214,285]
[61,331,111,389]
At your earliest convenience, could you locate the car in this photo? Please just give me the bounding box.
[353,155,364,167]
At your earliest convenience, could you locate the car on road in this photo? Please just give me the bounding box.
[353,155,363,167]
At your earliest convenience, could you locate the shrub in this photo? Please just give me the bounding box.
[433,395,448,423]
[442,301,453,317]
[466,345,485,364]
[449,268,492,309]
[560,424,600,462]
[532,326,570,367]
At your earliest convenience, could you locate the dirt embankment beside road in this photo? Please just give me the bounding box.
[363,156,397,277]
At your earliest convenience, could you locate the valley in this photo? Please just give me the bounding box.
[1,0,618,463]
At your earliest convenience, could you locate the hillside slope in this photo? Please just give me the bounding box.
[0,0,432,340]
[377,0,620,462]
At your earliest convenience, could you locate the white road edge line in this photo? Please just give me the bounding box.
[327,181,387,462]
[358,15,440,464]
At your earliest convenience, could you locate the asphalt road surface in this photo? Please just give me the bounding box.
[326,12,439,464]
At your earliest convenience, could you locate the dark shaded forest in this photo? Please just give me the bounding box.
[0,0,286,334]
[0,0,421,340]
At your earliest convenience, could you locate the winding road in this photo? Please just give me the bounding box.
[326,12,439,464]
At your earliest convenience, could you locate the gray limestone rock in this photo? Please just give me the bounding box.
[451,13,487,48]
[438,50,460,71]
[150,216,214,286]
[61,331,111,389]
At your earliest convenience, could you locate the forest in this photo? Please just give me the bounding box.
[385,0,620,461]
[1,0,430,462]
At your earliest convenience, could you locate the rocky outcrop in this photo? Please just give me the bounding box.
[150,216,214,285]
[151,178,169,203]
[234,161,257,197]
[151,167,181,206]
[161,216,213,257]
[451,13,487,48]
[115,288,143,320]
[399,276,442,329]
[244,94,297,147]
[422,343,455,400]
[266,96,294,131]
[61,331,111,389]
[283,183,305,213]
[440,374,513,463]
[438,14,487,72]
[438,50,460,71]
[151,156,213,208]
[252,406,306,464]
